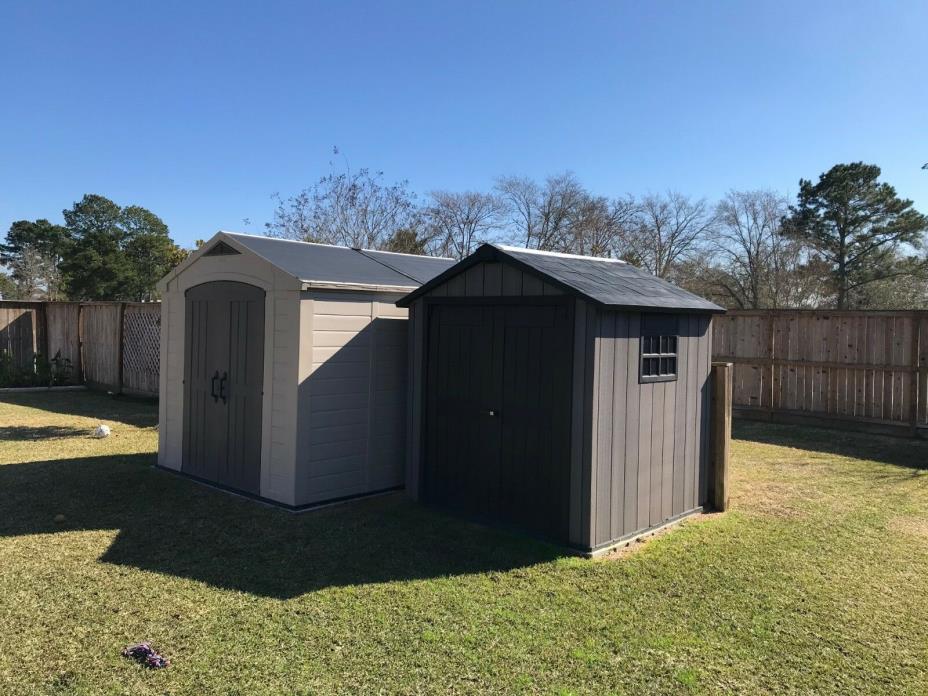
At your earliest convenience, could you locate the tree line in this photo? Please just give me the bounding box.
[1,194,185,301]
[266,161,928,310]
[4,162,926,309]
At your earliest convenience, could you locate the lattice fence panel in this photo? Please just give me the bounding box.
[122,304,161,395]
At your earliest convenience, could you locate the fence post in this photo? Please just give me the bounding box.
[76,303,85,385]
[766,310,775,420]
[710,362,733,511]
[116,302,126,395]
[910,312,921,436]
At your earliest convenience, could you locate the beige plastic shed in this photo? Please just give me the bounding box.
[157,231,454,507]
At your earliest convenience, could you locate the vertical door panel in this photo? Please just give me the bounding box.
[424,305,499,513]
[499,304,572,542]
[225,291,265,494]
[183,288,230,483]
[423,300,572,544]
[183,282,265,496]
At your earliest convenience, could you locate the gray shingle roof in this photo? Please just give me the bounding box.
[397,243,724,313]
[357,249,458,284]
[223,233,455,288]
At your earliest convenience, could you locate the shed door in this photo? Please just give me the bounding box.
[183,281,265,495]
[424,301,572,543]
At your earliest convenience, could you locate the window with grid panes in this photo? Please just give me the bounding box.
[640,315,679,383]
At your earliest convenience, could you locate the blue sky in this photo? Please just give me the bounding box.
[2,0,926,248]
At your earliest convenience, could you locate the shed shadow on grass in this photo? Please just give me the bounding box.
[0,391,158,428]
[0,453,563,599]
[733,420,928,471]
[0,425,91,440]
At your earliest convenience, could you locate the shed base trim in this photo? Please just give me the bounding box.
[153,464,403,512]
[581,506,705,558]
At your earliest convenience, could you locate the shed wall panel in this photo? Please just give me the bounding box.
[595,312,616,544]
[589,310,713,549]
[622,313,641,537]
[568,299,587,545]
[426,261,556,299]
[296,291,408,505]
[609,313,630,541]
[580,302,598,549]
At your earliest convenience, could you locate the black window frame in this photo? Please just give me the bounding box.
[639,315,679,384]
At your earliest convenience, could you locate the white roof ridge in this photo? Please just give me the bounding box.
[220,231,346,251]
[494,243,626,264]
[360,247,455,261]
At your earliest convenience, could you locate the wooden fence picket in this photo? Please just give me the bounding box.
[713,310,928,437]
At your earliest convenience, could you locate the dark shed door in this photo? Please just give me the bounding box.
[424,301,572,543]
[183,281,265,495]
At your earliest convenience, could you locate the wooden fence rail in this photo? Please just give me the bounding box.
[0,300,160,397]
[713,310,928,437]
[6,303,928,435]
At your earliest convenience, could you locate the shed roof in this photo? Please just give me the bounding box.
[396,243,725,313]
[356,248,457,284]
[164,232,456,291]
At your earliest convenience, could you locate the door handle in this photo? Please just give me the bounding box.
[483,409,498,417]
[210,370,220,403]
[219,372,228,404]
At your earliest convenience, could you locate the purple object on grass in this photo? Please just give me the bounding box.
[122,641,170,669]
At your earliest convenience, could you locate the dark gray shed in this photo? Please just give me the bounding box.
[397,243,725,553]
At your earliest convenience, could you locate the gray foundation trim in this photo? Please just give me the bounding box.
[153,464,402,512]
[582,506,705,557]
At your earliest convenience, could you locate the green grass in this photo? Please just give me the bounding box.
[2,391,928,694]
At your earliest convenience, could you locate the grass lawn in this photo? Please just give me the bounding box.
[1,392,928,694]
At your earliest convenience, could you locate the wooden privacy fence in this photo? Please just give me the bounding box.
[0,302,45,372]
[713,310,928,437]
[0,301,160,397]
[8,301,928,436]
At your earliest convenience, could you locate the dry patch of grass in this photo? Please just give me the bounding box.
[889,515,928,540]
[599,511,726,560]
[2,394,928,695]
[737,479,812,519]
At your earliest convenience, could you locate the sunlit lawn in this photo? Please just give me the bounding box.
[1,391,927,694]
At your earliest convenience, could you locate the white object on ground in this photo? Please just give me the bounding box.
[92,424,111,438]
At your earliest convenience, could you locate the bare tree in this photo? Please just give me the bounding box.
[425,191,505,259]
[620,192,713,277]
[667,256,733,306]
[266,168,421,250]
[495,172,587,250]
[568,194,638,257]
[711,190,830,308]
[712,190,787,308]
[495,175,540,247]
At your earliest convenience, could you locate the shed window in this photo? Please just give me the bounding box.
[640,315,679,383]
